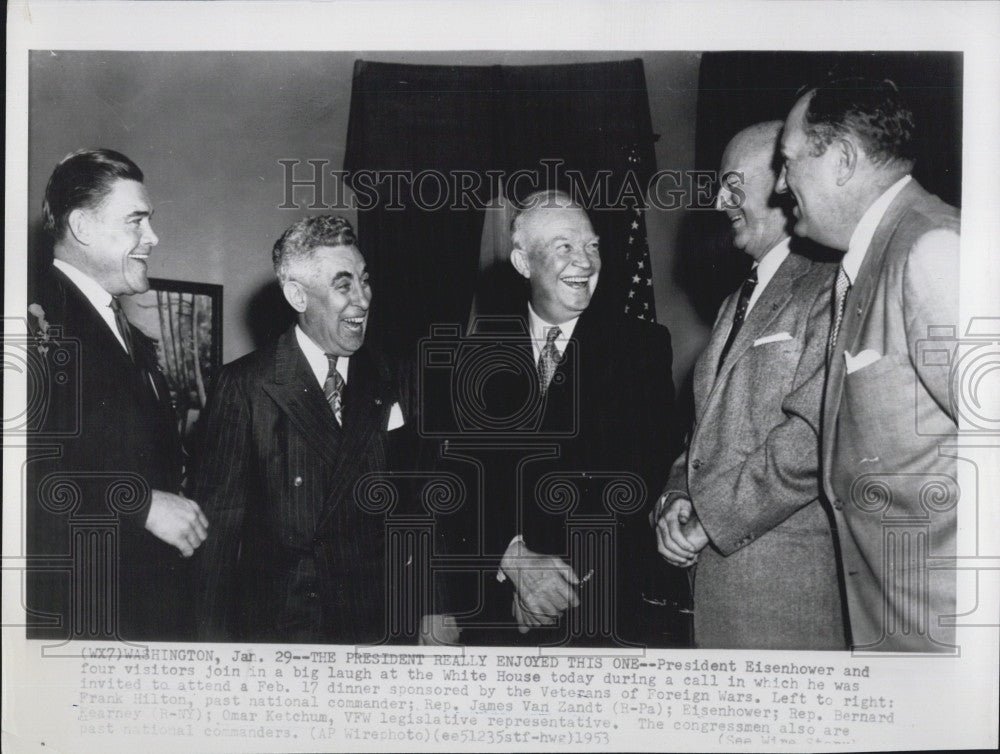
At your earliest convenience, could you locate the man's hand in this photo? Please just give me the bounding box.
[145,490,209,557]
[418,614,460,645]
[654,496,708,567]
[500,540,579,629]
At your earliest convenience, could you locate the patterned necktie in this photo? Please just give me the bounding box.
[717,267,758,373]
[109,296,135,361]
[828,265,852,366]
[324,355,345,425]
[537,326,562,394]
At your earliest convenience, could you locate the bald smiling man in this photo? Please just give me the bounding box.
[654,122,846,650]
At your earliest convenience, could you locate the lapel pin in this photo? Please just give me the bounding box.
[374,398,382,406]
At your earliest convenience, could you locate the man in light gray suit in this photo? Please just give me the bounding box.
[655,122,845,649]
[777,78,959,652]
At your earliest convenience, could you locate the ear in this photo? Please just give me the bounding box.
[282,280,307,313]
[835,137,858,187]
[510,247,531,279]
[67,208,91,245]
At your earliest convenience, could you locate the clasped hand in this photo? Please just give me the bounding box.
[653,495,708,567]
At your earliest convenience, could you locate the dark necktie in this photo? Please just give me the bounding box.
[109,296,135,361]
[828,265,851,366]
[718,267,758,372]
[324,354,345,425]
[537,326,562,394]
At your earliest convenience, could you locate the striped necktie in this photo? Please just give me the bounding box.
[109,296,135,361]
[324,354,345,425]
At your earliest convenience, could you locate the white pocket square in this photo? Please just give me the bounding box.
[753,332,793,346]
[844,349,882,374]
[387,402,406,431]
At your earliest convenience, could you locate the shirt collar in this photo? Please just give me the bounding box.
[743,237,791,316]
[843,174,912,284]
[527,303,579,356]
[53,258,113,309]
[753,236,791,290]
[295,325,349,388]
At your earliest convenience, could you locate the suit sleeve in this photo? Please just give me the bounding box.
[902,227,960,420]
[693,271,832,556]
[190,367,254,640]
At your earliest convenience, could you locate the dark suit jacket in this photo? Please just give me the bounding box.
[437,305,685,645]
[664,250,845,650]
[26,265,189,641]
[822,178,960,652]
[192,327,428,644]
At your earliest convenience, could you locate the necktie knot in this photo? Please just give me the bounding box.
[324,355,345,425]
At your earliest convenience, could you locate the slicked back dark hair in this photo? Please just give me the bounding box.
[272,215,358,283]
[802,77,916,168]
[42,148,144,239]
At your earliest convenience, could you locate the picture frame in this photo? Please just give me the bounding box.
[121,277,223,439]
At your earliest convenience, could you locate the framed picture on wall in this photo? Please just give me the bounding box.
[121,278,223,439]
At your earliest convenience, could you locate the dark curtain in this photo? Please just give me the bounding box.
[344,59,658,355]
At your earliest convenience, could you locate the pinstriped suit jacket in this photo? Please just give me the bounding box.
[193,326,417,643]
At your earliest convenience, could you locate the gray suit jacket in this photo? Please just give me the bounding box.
[822,178,960,652]
[665,250,845,649]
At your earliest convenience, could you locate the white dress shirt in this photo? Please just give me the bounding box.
[52,258,129,353]
[526,303,580,362]
[842,174,912,284]
[745,236,791,316]
[295,325,349,388]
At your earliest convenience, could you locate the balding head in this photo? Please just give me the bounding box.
[717,121,789,261]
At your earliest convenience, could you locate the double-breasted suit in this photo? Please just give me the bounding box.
[664,248,845,649]
[27,266,190,640]
[193,327,425,643]
[822,178,960,652]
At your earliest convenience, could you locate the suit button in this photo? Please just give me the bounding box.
[691,459,702,470]
[307,591,317,599]
[293,476,303,487]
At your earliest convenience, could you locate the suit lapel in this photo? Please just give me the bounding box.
[262,328,344,462]
[50,267,163,405]
[315,345,391,530]
[822,179,927,473]
[712,251,806,388]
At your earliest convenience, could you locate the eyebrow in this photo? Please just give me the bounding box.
[127,209,152,220]
[332,268,367,282]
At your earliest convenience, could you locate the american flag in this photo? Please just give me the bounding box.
[622,145,657,322]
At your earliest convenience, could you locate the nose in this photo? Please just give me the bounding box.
[570,244,596,270]
[143,219,159,247]
[714,185,726,211]
[775,164,789,194]
[352,281,371,310]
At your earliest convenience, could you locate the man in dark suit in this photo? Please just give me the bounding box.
[777,78,960,651]
[26,148,208,641]
[655,122,845,649]
[193,215,453,644]
[442,190,685,646]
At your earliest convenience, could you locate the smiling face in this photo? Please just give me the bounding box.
[776,94,847,250]
[511,205,601,324]
[717,124,789,261]
[291,245,371,357]
[76,179,159,295]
